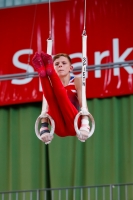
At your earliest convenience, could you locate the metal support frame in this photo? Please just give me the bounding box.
[0,183,133,200]
[0,60,133,81]
[0,0,64,9]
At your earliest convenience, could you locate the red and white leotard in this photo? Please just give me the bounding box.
[65,76,80,111]
[40,68,81,137]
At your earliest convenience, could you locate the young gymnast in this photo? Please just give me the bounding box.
[32,52,90,144]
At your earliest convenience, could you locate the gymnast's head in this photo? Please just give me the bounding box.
[53,53,73,77]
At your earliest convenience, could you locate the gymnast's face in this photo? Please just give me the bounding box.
[53,56,73,77]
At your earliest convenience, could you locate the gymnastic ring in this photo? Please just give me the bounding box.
[35,113,55,141]
[74,110,95,138]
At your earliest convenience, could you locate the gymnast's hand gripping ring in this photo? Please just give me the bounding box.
[74,110,95,138]
[35,112,55,143]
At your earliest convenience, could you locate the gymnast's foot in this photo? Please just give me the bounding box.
[32,52,46,77]
[40,122,53,144]
[41,52,53,76]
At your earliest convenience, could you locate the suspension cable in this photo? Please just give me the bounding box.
[83,0,86,35]
[48,0,52,39]
[28,5,37,64]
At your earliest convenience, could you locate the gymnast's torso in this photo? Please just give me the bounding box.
[65,76,80,111]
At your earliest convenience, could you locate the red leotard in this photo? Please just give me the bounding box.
[65,77,80,111]
[40,65,81,137]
